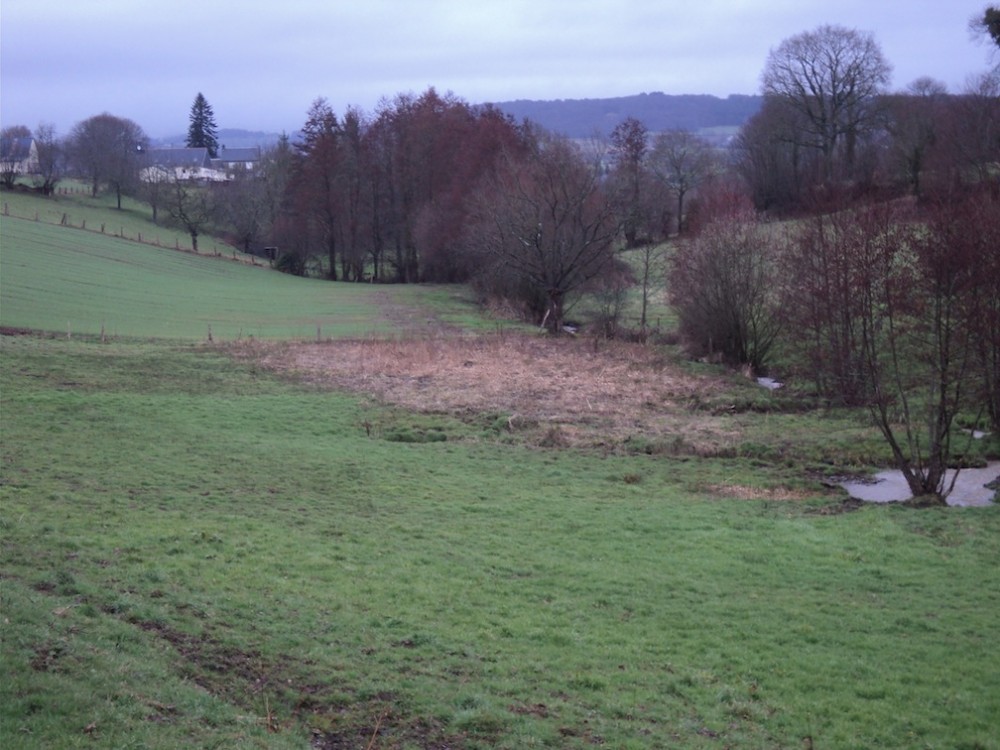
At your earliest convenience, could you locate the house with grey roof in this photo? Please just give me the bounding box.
[213,145,261,172]
[0,136,39,184]
[142,147,226,182]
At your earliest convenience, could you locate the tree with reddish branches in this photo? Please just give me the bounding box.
[466,131,621,332]
[783,194,996,503]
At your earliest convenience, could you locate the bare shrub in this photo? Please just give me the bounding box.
[922,188,1000,433]
[589,262,634,339]
[780,200,911,405]
[668,211,783,372]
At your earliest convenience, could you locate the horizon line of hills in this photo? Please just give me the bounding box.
[152,92,764,148]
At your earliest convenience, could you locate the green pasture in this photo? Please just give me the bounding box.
[1,181,209,254]
[2,336,999,749]
[0,212,492,340]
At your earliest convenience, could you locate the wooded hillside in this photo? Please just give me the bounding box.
[493,92,763,137]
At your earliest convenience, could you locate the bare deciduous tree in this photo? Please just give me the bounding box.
[139,164,169,225]
[67,113,148,207]
[782,205,873,405]
[648,130,714,235]
[862,203,983,503]
[946,68,1000,185]
[632,241,667,340]
[926,189,1000,434]
[1,125,33,188]
[732,97,807,211]
[164,176,215,252]
[467,131,620,332]
[607,116,651,247]
[761,24,891,183]
[884,78,947,196]
[293,98,343,279]
[218,164,269,254]
[31,123,63,196]
[216,139,293,255]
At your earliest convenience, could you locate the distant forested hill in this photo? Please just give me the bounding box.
[152,128,284,149]
[153,95,763,147]
[491,92,763,138]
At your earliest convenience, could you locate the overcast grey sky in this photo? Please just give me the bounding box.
[1,0,995,138]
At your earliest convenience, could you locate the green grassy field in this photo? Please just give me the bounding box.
[0,210,493,340]
[1,182,213,254]
[2,336,998,749]
[2,188,999,748]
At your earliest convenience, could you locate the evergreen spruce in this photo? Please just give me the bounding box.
[186,93,219,158]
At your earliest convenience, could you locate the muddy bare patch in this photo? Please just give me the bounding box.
[30,642,68,672]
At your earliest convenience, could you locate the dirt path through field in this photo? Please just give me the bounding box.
[370,290,464,336]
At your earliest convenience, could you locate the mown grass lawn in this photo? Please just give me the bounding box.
[2,335,998,749]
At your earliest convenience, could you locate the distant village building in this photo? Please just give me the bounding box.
[0,136,39,181]
[212,145,261,172]
[141,147,217,182]
[142,145,261,182]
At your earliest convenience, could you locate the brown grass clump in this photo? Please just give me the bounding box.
[240,332,742,451]
[705,484,811,501]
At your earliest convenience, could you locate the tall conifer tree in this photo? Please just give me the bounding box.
[186,92,219,157]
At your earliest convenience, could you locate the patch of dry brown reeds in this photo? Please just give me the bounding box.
[705,484,811,501]
[240,332,744,450]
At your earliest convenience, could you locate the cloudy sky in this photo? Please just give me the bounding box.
[1,0,995,138]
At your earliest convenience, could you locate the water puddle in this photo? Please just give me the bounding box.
[963,429,992,440]
[839,462,999,507]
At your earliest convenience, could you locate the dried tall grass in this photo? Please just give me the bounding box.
[245,332,743,452]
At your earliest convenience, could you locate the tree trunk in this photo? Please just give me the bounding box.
[327,232,337,281]
[546,291,564,333]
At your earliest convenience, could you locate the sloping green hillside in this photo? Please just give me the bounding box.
[0,208,491,340]
[0,216,384,339]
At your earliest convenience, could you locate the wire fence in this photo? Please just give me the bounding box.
[1,199,266,266]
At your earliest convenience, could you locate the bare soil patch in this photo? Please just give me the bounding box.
[239,333,743,453]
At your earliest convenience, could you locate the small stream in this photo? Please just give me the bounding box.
[839,462,999,507]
